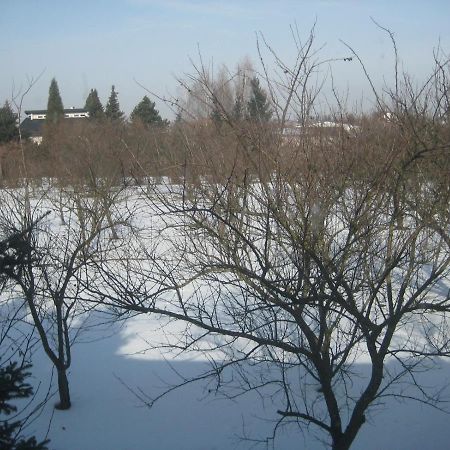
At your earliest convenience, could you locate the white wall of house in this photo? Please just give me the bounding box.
[27,110,90,120]
[64,111,89,118]
[29,113,46,120]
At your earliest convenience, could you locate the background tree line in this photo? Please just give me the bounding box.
[0,62,277,184]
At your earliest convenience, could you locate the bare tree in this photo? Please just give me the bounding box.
[0,179,128,410]
[88,30,450,449]
[0,216,52,448]
[0,73,132,412]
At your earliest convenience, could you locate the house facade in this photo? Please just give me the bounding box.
[21,108,89,144]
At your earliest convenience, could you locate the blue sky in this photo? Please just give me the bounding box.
[1,0,449,119]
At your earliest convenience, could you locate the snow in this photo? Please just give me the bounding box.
[2,185,450,449]
[15,313,449,450]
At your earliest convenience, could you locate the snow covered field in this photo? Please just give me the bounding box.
[2,184,450,450]
[21,314,450,450]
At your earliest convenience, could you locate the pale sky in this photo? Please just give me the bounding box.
[1,0,449,120]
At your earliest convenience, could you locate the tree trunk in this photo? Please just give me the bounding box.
[55,366,71,410]
[332,439,352,450]
[59,190,66,225]
[104,199,119,239]
[331,413,366,450]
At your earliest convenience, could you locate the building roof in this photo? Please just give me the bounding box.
[20,117,44,137]
[24,109,47,115]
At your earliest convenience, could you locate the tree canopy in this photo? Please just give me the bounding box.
[105,85,124,122]
[84,89,104,120]
[46,78,64,124]
[130,96,166,127]
[0,101,18,144]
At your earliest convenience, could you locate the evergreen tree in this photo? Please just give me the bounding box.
[246,77,272,122]
[0,362,49,450]
[130,96,166,126]
[105,85,124,121]
[0,102,18,144]
[84,89,104,120]
[46,78,64,124]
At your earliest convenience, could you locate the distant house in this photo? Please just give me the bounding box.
[282,120,358,144]
[20,108,89,144]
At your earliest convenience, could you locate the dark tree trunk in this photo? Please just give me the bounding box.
[332,438,353,450]
[55,366,71,410]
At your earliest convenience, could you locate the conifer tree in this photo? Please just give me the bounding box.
[84,89,104,120]
[105,85,124,121]
[46,78,64,124]
[0,362,49,450]
[0,227,49,450]
[130,96,166,126]
[247,77,272,122]
[0,102,18,144]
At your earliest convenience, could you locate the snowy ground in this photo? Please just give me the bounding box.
[17,313,450,450]
[2,186,450,449]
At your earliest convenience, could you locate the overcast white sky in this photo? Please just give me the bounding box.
[1,0,449,119]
